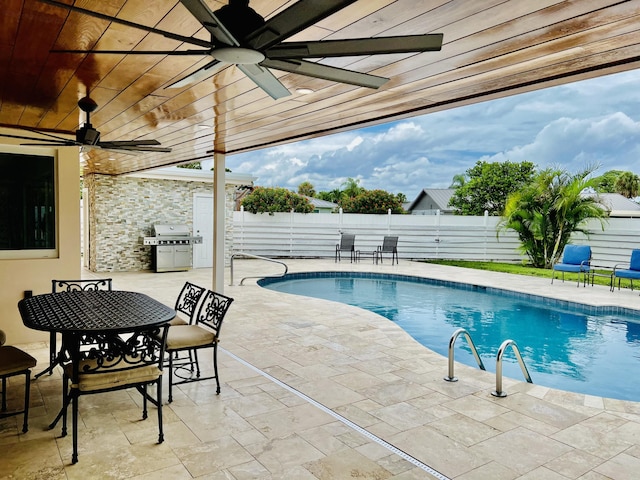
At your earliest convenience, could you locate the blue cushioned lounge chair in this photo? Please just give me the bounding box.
[551,244,591,287]
[612,249,640,292]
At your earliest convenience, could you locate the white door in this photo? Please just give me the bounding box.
[193,194,214,268]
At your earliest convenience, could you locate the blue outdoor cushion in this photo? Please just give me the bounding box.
[615,269,640,280]
[561,245,591,266]
[629,249,640,271]
[615,250,640,279]
[553,264,585,273]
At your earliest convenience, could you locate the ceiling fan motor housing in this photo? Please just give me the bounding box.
[77,124,101,145]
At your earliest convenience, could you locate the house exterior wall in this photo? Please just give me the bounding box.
[0,130,80,344]
[411,194,442,214]
[85,173,237,272]
[408,189,455,214]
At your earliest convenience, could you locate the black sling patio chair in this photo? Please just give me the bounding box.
[335,233,356,263]
[377,236,399,265]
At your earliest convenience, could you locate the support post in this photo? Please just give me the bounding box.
[213,152,226,293]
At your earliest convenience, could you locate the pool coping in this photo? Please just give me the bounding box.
[259,270,640,320]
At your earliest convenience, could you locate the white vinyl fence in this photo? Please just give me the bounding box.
[233,210,640,267]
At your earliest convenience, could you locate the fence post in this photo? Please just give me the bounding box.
[435,209,441,259]
[239,205,245,252]
[484,210,489,261]
[387,208,392,234]
[290,208,294,254]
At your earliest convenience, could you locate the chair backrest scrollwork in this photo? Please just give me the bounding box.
[52,278,113,293]
[72,325,168,379]
[194,290,234,337]
[174,282,206,323]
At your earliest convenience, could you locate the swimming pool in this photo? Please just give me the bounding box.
[259,272,640,401]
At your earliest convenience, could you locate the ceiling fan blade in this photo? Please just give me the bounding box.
[179,0,238,46]
[262,59,388,89]
[98,144,172,153]
[266,34,444,59]
[165,59,222,89]
[38,0,212,49]
[20,141,78,147]
[51,49,212,56]
[0,132,72,144]
[99,139,162,147]
[247,0,358,51]
[237,63,290,100]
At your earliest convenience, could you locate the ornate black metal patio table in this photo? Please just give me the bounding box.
[17,290,176,432]
[19,290,175,335]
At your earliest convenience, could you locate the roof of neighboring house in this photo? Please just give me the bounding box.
[407,188,456,212]
[594,193,640,213]
[303,196,338,210]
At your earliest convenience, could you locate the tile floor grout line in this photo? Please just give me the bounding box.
[221,347,452,480]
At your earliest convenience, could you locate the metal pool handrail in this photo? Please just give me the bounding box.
[230,252,288,286]
[444,328,486,382]
[492,339,533,397]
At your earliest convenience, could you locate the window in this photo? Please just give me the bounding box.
[0,146,57,258]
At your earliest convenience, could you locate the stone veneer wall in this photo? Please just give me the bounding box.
[85,173,236,272]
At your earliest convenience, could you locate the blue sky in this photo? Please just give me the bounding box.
[224,69,640,202]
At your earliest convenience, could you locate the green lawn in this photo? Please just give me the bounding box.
[423,259,625,289]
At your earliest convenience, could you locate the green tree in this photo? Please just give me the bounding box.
[317,188,344,204]
[297,181,316,197]
[614,171,639,198]
[241,187,314,214]
[593,170,623,193]
[396,192,407,203]
[341,189,404,214]
[449,161,536,215]
[177,162,202,169]
[499,166,608,268]
[342,177,364,198]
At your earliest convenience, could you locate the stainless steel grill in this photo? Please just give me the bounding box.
[143,224,202,272]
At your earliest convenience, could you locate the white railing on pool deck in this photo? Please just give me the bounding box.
[229,252,288,286]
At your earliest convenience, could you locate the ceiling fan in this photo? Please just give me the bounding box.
[41,0,444,100]
[0,96,171,153]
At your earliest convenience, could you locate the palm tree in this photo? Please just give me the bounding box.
[449,173,467,188]
[342,177,364,198]
[499,166,608,268]
[614,171,639,198]
[297,181,316,197]
[329,188,345,204]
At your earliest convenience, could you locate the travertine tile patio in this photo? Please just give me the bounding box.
[2,259,640,479]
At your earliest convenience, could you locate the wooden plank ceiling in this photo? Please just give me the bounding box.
[1,0,640,175]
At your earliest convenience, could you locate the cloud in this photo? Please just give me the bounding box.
[224,69,640,200]
[482,112,640,174]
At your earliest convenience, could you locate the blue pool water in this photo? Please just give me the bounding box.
[259,272,640,401]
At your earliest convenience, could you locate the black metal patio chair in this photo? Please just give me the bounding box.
[335,233,356,263]
[377,235,399,265]
[165,290,234,402]
[60,324,169,463]
[0,329,37,433]
[35,278,112,379]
